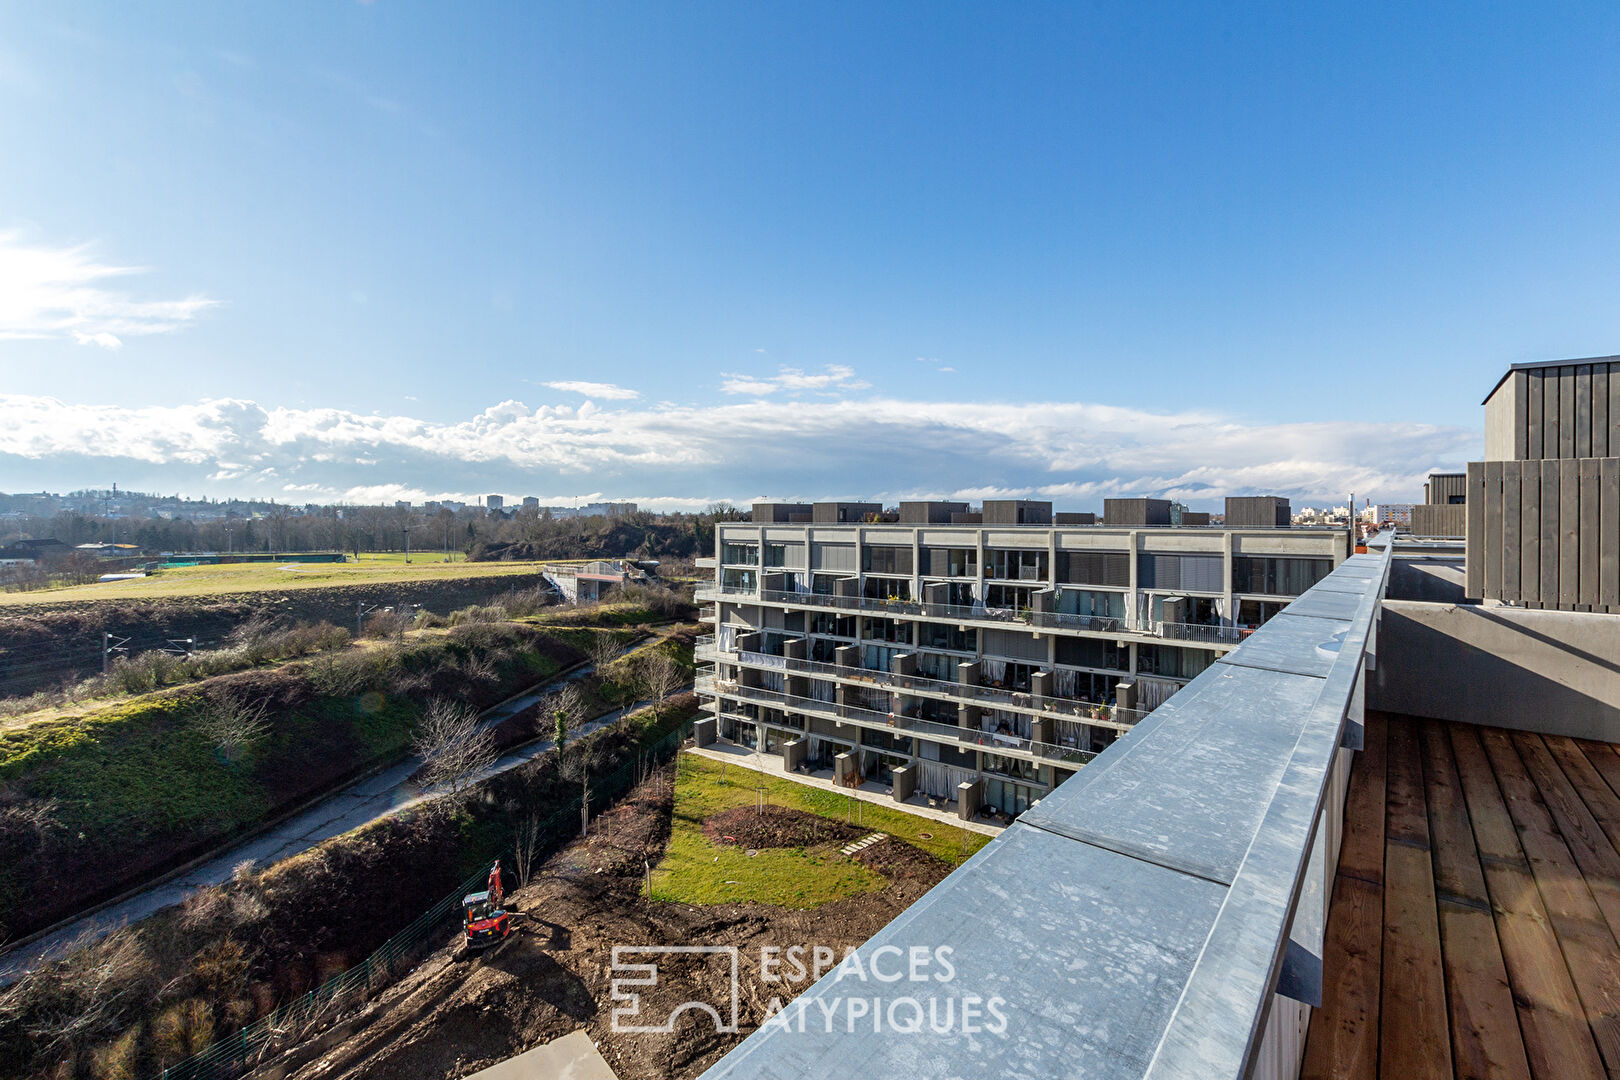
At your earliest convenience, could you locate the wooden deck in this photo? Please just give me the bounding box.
[1302,711,1620,1080]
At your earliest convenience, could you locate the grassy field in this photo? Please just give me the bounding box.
[647,754,990,908]
[0,551,563,606]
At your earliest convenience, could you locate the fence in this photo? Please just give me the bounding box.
[159,716,694,1080]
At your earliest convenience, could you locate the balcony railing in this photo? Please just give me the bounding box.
[696,642,1147,728]
[694,584,1243,647]
[696,674,1098,766]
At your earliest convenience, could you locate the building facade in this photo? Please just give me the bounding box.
[694,503,1349,819]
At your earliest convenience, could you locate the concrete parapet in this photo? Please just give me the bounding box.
[693,717,716,747]
[834,752,860,787]
[782,737,807,772]
[892,764,916,802]
[957,779,983,821]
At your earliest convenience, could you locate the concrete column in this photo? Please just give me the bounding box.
[835,752,859,787]
[783,637,808,698]
[892,764,916,802]
[1030,670,1050,702]
[783,737,807,771]
[1221,531,1236,628]
[957,778,983,820]
[958,702,981,730]
[925,581,950,607]
[834,644,859,669]
[957,660,981,686]
[1115,680,1137,713]
[1030,716,1053,745]
[1128,529,1141,630]
[694,717,717,747]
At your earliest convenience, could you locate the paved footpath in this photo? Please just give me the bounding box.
[0,641,687,984]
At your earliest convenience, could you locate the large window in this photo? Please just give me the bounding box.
[921,547,978,577]
[1055,636,1127,671]
[919,622,977,652]
[1136,644,1215,680]
[1057,588,1125,619]
[722,542,759,566]
[861,576,912,601]
[809,612,855,637]
[764,541,804,568]
[1138,554,1224,591]
[721,568,756,590]
[1231,556,1333,596]
[986,548,1049,581]
[861,617,912,644]
[861,545,913,575]
[1058,551,1129,587]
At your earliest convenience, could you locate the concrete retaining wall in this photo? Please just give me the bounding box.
[1371,599,1620,741]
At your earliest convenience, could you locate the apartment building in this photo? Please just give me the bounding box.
[694,499,1348,819]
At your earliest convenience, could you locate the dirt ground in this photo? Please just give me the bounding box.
[270,763,951,1080]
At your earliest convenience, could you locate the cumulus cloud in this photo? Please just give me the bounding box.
[720,364,872,396]
[0,392,1478,510]
[0,231,219,348]
[544,380,641,400]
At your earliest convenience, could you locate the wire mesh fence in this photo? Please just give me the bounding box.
[159,716,694,1080]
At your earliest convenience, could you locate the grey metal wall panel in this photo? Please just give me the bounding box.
[1596,365,1610,457]
[1612,362,1620,457]
[1527,369,1544,459]
[1576,365,1593,458]
[1411,505,1466,536]
[1580,458,1601,606]
[1557,367,1573,456]
[1521,463,1540,603]
[1560,458,1580,607]
[1541,460,1561,602]
[1514,369,1529,458]
[1499,462,1518,598]
[1604,458,1620,607]
[1466,462,1485,598]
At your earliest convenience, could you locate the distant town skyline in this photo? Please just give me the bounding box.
[4,4,1617,506]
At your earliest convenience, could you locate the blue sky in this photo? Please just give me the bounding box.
[2,3,1618,510]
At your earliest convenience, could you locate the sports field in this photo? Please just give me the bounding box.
[0,552,568,606]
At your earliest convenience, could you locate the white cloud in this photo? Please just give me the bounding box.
[544,380,641,401]
[720,364,872,396]
[0,391,1478,510]
[0,231,218,347]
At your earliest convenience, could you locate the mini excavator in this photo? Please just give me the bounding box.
[462,860,512,950]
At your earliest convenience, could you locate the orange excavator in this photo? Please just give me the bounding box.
[462,861,512,951]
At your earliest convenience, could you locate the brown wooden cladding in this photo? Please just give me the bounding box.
[1466,457,1620,611]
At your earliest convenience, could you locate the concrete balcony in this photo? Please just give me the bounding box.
[694,640,1147,731]
[694,584,1244,648]
[695,673,1097,768]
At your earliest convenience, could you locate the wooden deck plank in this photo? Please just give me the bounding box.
[1510,731,1620,943]
[1453,725,1608,1080]
[1338,709,1389,886]
[1381,842,1454,1080]
[1481,729,1620,1078]
[1301,874,1384,1080]
[1381,717,1453,1080]
[1423,719,1490,904]
[1545,736,1620,857]
[1386,718,1429,848]
[1574,739,1620,804]
[1423,721,1532,1080]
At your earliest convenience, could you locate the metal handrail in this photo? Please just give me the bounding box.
[696,584,1241,647]
[696,675,1096,766]
[695,643,1146,727]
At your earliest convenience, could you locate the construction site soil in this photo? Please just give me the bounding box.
[268,765,951,1080]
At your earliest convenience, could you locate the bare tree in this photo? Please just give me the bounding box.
[638,651,686,722]
[194,691,270,762]
[513,810,544,885]
[561,749,594,838]
[584,631,623,673]
[412,699,497,802]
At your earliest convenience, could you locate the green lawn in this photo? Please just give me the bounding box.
[0,552,552,605]
[646,754,990,908]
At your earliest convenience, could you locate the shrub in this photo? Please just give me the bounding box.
[89,1026,141,1080]
[150,998,213,1065]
